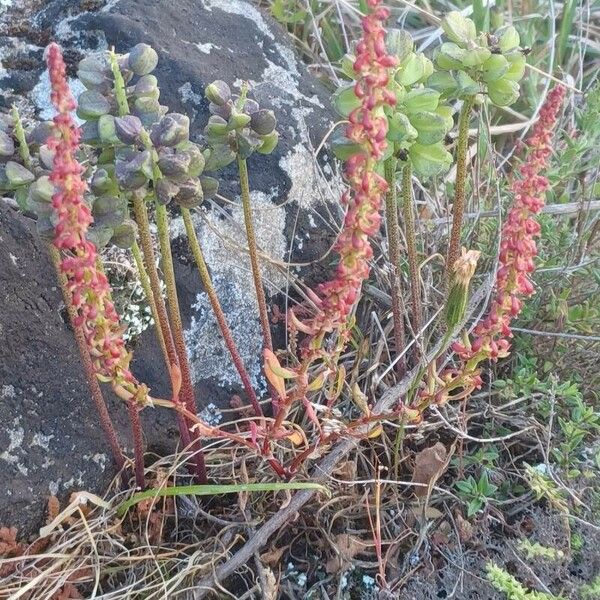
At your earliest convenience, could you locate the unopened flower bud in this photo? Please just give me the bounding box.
[114,115,143,145]
[29,175,54,203]
[155,177,179,205]
[158,150,191,180]
[242,98,259,115]
[150,113,189,147]
[111,219,138,248]
[174,177,204,208]
[134,74,160,99]
[6,161,34,186]
[250,109,276,135]
[205,80,231,106]
[200,175,219,199]
[127,43,158,76]
[445,248,481,329]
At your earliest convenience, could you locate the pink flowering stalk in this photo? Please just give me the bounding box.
[266,1,397,447]
[295,0,397,348]
[415,85,566,411]
[46,43,146,487]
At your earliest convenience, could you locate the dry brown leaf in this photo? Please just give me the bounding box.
[262,566,279,600]
[333,459,357,482]
[52,582,83,599]
[47,495,60,524]
[326,533,364,574]
[260,545,287,567]
[411,442,448,499]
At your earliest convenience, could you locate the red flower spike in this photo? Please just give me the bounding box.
[46,43,146,402]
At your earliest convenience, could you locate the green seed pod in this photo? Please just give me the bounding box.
[403,88,440,113]
[504,52,526,82]
[133,96,161,117]
[455,70,480,96]
[77,90,111,119]
[487,77,520,106]
[150,113,189,147]
[250,109,277,135]
[229,111,252,130]
[497,25,520,53]
[204,144,236,171]
[387,112,418,143]
[98,114,119,144]
[114,115,143,145]
[182,143,206,177]
[111,219,138,249]
[386,29,413,62]
[134,74,160,99]
[236,132,261,159]
[0,130,14,157]
[442,11,476,47]
[205,115,230,138]
[92,195,127,227]
[29,175,54,204]
[205,80,231,106]
[91,167,113,194]
[158,150,191,180]
[174,178,204,208]
[482,54,510,82]
[6,161,34,186]
[257,130,279,155]
[397,52,427,86]
[408,141,452,178]
[200,175,219,199]
[127,43,158,76]
[332,85,361,117]
[155,177,179,205]
[462,46,492,68]
[409,111,448,145]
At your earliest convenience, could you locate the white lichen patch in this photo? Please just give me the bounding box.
[84,452,108,471]
[0,417,27,475]
[194,42,220,55]
[30,432,54,451]
[183,192,286,390]
[199,402,223,426]
[1,384,15,398]
[178,81,203,106]
[202,0,274,41]
[32,70,86,121]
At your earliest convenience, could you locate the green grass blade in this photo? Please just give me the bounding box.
[116,482,329,517]
[558,0,577,67]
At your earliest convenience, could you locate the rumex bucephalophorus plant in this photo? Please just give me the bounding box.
[0,1,566,488]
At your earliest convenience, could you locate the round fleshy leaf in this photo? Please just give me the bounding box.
[111,219,138,248]
[442,11,476,47]
[6,161,34,186]
[332,85,361,117]
[205,80,231,106]
[409,142,453,178]
[256,130,279,155]
[77,90,111,119]
[127,43,158,76]
[402,88,440,113]
[250,109,276,136]
[482,54,510,83]
[409,112,448,145]
[487,78,520,106]
[0,130,15,157]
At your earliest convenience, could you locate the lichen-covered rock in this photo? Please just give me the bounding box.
[0,0,340,532]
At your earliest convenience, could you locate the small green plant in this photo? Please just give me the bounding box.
[456,470,498,517]
[516,540,565,561]
[486,563,565,600]
[580,575,600,599]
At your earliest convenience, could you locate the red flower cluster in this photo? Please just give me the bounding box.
[300,0,397,339]
[454,85,566,365]
[416,85,565,410]
[46,43,145,401]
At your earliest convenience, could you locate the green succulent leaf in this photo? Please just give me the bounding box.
[442,11,477,47]
[409,111,448,145]
[386,29,413,62]
[487,77,520,106]
[482,54,510,82]
[402,88,440,113]
[497,25,520,53]
[504,52,527,82]
[455,70,480,96]
[462,46,492,68]
[409,141,452,178]
[387,112,418,143]
[332,85,361,117]
[397,53,430,86]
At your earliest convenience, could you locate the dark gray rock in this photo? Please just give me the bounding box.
[0,0,341,534]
